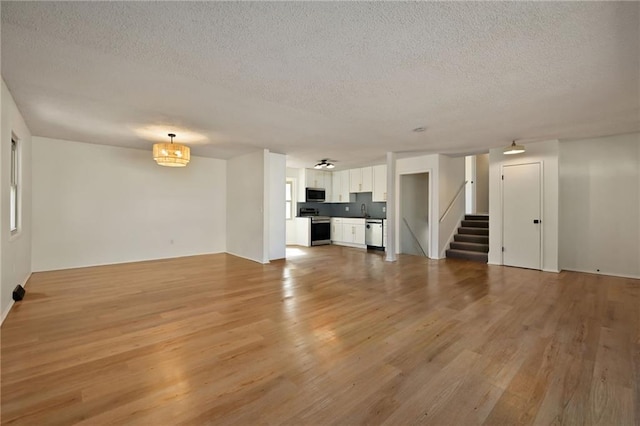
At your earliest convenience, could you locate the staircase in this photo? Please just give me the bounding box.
[446,214,489,262]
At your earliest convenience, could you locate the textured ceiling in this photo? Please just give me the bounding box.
[2,1,639,169]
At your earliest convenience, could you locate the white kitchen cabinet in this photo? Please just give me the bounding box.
[295,217,311,247]
[332,170,351,203]
[340,170,350,202]
[349,167,373,192]
[349,169,361,193]
[342,218,366,245]
[372,165,387,202]
[352,223,366,245]
[332,171,341,202]
[331,218,343,242]
[331,218,365,247]
[305,169,319,188]
[349,167,373,193]
[306,169,332,190]
[323,172,332,201]
[298,169,332,202]
[361,166,373,192]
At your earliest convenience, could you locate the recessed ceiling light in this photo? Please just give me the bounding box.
[412,126,427,133]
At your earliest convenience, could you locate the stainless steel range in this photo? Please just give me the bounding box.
[299,208,331,246]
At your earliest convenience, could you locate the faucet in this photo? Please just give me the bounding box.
[361,203,368,218]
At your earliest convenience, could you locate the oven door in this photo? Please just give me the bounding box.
[311,221,331,245]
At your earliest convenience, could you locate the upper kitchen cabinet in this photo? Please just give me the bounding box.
[372,165,387,202]
[298,169,332,202]
[332,170,351,203]
[349,167,373,193]
[306,169,329,189]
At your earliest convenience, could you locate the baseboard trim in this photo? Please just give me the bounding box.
[225,251,269,264]
[1,273,32,326]
[33,251,227,273]
[331,242,367,250]
[1,300,15,325]
[560,268,640,280]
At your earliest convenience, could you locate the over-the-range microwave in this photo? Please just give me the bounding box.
[306,187,326,202]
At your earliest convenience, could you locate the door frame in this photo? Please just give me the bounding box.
[500,161,544,269]
[397,170,433,258]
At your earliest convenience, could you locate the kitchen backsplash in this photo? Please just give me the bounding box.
[297,192,386,218]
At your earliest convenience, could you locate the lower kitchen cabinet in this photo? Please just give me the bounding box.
[331,218,365,247]
[345,222,365,245]
[330,218,343,242]
[295,217,311,247]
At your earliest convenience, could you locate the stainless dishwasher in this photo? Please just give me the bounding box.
[365,219,383,249]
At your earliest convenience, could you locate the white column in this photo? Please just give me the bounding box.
[385,152,397,262]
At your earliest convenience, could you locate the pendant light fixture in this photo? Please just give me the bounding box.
[153,133,190,167]
[503,140,525,155]
[314,159,335,169]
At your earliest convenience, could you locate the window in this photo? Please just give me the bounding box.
[285,180,293,220]
[10,138,19,233]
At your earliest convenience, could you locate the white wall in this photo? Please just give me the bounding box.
[285,167,299,245]
[226,150,268,263]
[438,155,466,257]
[1,80,33,322]
[475,153,489,214]
[489,139,559,272]
[269,153,286,260]
[559,133,640,278]
[32,137,226,271]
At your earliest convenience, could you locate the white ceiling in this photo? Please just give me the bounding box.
[2,2,639,169]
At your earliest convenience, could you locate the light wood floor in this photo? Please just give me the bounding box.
[2,246,639,425]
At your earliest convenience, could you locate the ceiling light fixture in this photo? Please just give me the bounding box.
[153,133,190,167]
[314,159,335,169]
[504,140,525,155]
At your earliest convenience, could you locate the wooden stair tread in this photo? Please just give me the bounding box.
[458,227,489,235]
[450,241,489,253]
[445,249,488,262]
[448,215,490,262]
[454,234,489,243]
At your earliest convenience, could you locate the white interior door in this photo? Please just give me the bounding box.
[502,162,542,269]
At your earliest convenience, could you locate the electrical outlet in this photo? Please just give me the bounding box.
[382,206,386,213]
[345,206,349,211]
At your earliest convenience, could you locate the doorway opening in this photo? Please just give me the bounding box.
[399,172,430,257]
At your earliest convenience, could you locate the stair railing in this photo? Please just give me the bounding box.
[402,217,427,257]
[439,180,468,223]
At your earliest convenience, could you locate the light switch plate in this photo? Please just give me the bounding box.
[382,206,386,212]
